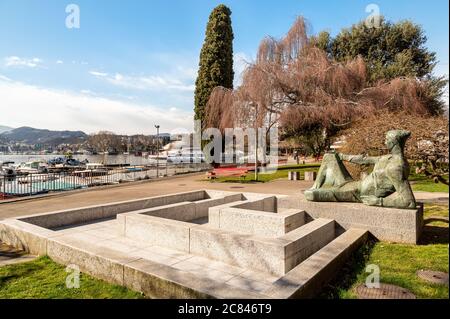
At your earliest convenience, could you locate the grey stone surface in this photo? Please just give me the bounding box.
[282,218,335,272]
[20,206,105,229]
[235,200,265,211]
[124,214,191,252]
[213,207,305,238]
[194,198,225,219]
[123,258,267,299]
[0,219,52,255]
[207,200,247,228]
[0,190,378,299]
[278,196,423,244]
[265,228,368,298]
[190,225,286,275]
[47,235,140,285]
[17,190,210,229]
[281,209,308,233]
[142,202,197,222]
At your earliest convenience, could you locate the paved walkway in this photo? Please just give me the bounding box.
[413,191,449,204]
[0,174,312,220]
[0,173,447,220]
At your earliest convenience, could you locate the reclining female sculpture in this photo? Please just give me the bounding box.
[304,130,417,209]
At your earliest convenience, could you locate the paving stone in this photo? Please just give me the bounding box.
[171,260,235,283]
[82,227,120,239]
[130,248,181,266]
[238,269,280,284]
[226,276,272,293]
[144,245,192,261]
[187,255,245,276]
[96,237,146,252]
[102,236,153,249]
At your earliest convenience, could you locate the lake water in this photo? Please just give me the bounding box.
[0,154,160,166]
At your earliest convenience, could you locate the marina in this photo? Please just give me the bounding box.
[1,156,210,199]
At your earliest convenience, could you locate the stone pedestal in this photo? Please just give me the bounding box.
[278,196,424,244]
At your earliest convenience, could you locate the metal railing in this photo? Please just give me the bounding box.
[0,162,211,200]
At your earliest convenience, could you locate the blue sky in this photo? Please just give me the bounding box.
[0,0,448,134]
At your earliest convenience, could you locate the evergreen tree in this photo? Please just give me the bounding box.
[330,18,437,82]
[194,4,234,128]
[312,18,447,115]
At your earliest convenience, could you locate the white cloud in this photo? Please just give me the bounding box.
[89,70,108,77]
[90,71,195,92]
[4,56,43,68]
[0,74,12,82]
[0,78,194,135]
[56,60,64,64]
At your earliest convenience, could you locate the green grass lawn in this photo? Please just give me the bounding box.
[210,163,321,183]
[409,172,449,193]
[0,256,143,299]
[208,163,449,193]
[321,204,449,299]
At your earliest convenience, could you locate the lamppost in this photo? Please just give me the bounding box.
[155,125,160,178]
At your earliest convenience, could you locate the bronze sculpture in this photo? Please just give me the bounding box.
[304,130,417,209]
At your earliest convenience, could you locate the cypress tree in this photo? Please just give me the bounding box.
[194,4,234,129]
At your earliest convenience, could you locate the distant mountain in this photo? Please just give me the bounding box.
[0,125,13,133]
[0,126,88,145]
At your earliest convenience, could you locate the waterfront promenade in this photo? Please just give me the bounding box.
[0,172,448,221]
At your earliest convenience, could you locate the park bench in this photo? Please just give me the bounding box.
[206,167,249,180]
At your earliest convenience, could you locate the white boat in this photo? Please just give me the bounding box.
[16,161,49,174]
[167,149,205,163]
[1,161,16,178]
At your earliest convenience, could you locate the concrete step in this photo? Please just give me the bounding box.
[281,218,336,273]
[264,228,369,298]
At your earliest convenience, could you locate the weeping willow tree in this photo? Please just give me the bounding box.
[205,16,442,159]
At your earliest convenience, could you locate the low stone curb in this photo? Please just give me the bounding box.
[0,171,207,205]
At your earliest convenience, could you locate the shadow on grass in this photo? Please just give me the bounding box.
[0,258,45,287]
[419,225,449,245]
[318,236,377,299]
